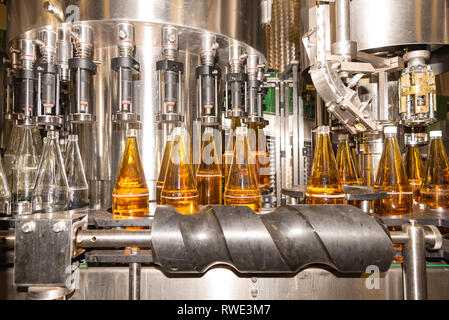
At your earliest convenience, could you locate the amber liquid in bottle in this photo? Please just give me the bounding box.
[336,135,361,207]
[306,126,345,205]
[224,127,262,213]
[112,131,149,219]
[223,116,243,185]
[404,143,424,207]
[161,127,199,215]
[420,132,449,209]
[156,138,174,204]
[197,127,222,205]
[374,127,412,216]
[248,121,271,192]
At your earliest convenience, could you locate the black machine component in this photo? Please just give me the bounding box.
[69,24,97,123]
[16,39,37,117]
[225,41,247,117]
[112,23,140,123]
[151,205,394,274]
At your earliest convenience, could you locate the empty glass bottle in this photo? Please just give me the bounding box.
[112,129,149,217]
[3,124,25,186]
[64,135,89,209]
[404,142,424,206]
[336,134,360,186]
[420,130,449,209]
[374,126,412,216]
[196,127,222,205]
[156,135,174,205]
[161,127,199,215]
[224,126,262,213]
[11,125,40,210]
[223,116,243,184]
[305,126,345,204]
[31,130,70,213]
[0,160,11,215]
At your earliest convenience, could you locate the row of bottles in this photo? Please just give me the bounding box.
[0,125,89,215]
[305,124,449,216]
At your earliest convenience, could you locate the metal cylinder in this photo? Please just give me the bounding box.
[229,41,243,73]
[38,29,57,64]
[117,23,135,58]
[57,25,72,82]
[162,26,178,61]
[72,24,94,59]
[19,39,37,71]
[402,220,427,300]
[76,229,152,248]
[129,261,141,300]
[200,34,217,66]
[335,0,350,43]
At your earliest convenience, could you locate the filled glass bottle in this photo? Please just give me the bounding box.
[374,126,412,216]
[350,142,363,185]
[305,126,345,204]
[31,130,70,213]
[223,116,243,184]
[224,126,262,213]
[0,159,11,215]
[156,135,174,204]
[196,126,222,205]
[248,121,271,192]
[404,142,424,206]
[64,135,89,209]
[420,130,449,209]
[336,134,360,186]
[160,127,199,215]
[11,125,40,210]
[112,129,149,218]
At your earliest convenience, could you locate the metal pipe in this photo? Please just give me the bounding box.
[0,230,15,248]
[76,230,152,248]
[129,261,141,300]
[402,220,427,300]
[335,0,350,43]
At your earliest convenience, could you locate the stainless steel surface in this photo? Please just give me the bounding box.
[402,220,428,300]
[13,213,87,288]
[2,265,449,300]
[301,0,449,74]
[76,229,152,249]
[7,0,265,54]
[129,261,141,301]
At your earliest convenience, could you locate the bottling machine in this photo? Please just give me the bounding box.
[1,0,449,300]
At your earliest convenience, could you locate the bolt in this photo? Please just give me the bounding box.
[119,30,127,40]
[251,277,257,283]
[22,222,35,233]
[52,222,65,233]
[168,34,176,43]
[408,219,416,226]
[250,289,258,298]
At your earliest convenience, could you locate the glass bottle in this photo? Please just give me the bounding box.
[404,142,424,206]
[11,125,40,209]
[223,116,243,184]
[64,135,89,209]
[420,130,449,209]
[3,124,24,187]
[31,130,70,213]
[0,159,11,215]
[160,127,199,215]
[156,135,174,205]
[196,126,222,205]
[112,129,149,218]
[224,126,262,213]
[336,134,360,186]
[248,121,271,192]
[305,126,345,204]
[374,126,412,216]
[350,143,363,185]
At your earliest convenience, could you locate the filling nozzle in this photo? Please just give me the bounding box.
[156,27,184,123]
[247,54,259,118]
[36,29,60,124]
[197,34,220,123]
[225,41,247,117]
[17,39,37,119]
[57,25,73,82]
[112,23,140,123]
[69,24,97,123]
